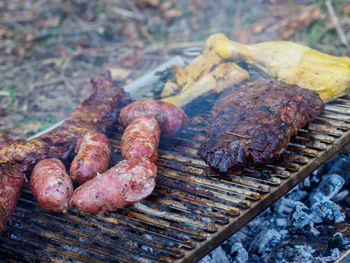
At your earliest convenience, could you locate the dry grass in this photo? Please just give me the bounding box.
[0,0,349,139]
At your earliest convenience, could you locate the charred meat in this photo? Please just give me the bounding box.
[0,71,130,168]
[198,79,324,172]
[0,164,25,233]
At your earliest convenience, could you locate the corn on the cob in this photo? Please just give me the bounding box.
[161,48,249,108]
[207,33,350,102]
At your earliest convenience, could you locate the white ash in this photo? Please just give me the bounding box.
[199,151,350,263]
[309,174,345,205]
[201,246,231,263]
[311,201,345,224]
[333,190,349,203]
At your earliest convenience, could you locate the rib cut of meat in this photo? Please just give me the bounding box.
[0,71,131,233]
[198,79,324,172]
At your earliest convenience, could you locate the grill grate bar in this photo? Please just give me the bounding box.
[158,167,265,198]
[116,209,209,241]
[155,186,240,216]
[14,199,173,262]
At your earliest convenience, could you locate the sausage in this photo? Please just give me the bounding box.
[0,164,25,233]
[0,72,131,233]
[70,157,157,214]
[31,158,73,213]
[120,115,160,162]
[70,132,111,185]
[119,99,189,136]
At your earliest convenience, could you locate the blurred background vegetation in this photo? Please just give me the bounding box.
[0,0,349,139]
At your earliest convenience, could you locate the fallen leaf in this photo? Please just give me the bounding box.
[135,0,159,9]
[107,67,131,80]
[122,22,138,38]
[41,16,60,28]
[165,9,183,21]
[0,132,7,141]
[0,108,6,116]
[344,3,350,15]
[6,115,17,121]
[192,0,213,9]
[20,122,41,133]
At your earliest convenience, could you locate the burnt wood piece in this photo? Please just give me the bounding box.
[0,71,131,233]
[198,79,324,172]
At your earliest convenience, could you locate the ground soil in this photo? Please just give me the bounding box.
[0,0,349,139]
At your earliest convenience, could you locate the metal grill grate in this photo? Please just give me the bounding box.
[2,94,350,262]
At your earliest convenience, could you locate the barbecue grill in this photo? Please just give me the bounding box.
[1,56,350,262]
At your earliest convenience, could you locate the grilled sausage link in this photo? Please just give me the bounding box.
[0,164,25,233]
[119,99,189,136]
[70,157,157,214]
[70,132,111,185]
[31,158,73,213]
[121,115,160,162]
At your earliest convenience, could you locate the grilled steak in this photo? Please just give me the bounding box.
[0,71,131,233]
[198,79,324,172]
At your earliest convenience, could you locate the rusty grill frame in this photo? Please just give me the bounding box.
[2,58,350,262]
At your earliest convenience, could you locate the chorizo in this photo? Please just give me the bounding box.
[70,157,157,214]
[31,158,73,213]
[119,99,189,136]
[0,164,25,233]
[70,132,111,185]
[120,115,160,162]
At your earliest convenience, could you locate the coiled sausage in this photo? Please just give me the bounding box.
[119,99,189,136]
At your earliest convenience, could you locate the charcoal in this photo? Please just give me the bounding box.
[199,152,349,263]
[276,218,287,227]
[199,246,231,263]
[293,245,315,263]
[317,152,350,179]
[291,203,311,228]
[287,188,308,202]
[273,198,299,217]
[331,248,341,259]
[200,254,212,263]
[317,248,341,262]
[240,211,273,240]
[250,254,260,263]
[328,155,350,182]
[311,171,321,184]
[311,200,345,224]
[326,233,346,252]
[248,229,281,254]
[223,233,247,254]
[309,174,345,205]
[332,190,349,203]
[280,229,289,235]
[309,223,320,236]
[345,196,350,207]
[303,176,311,188]
[230,242,248,263]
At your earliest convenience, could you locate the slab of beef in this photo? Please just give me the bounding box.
[198,79,324,172]
[0,71,131,233]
